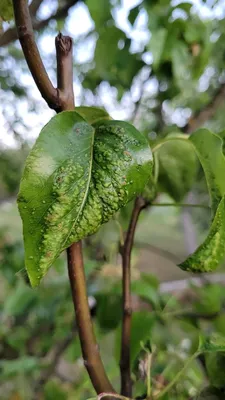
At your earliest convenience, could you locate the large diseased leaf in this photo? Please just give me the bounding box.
[189,129,225,215]
[18,111,153,286]
[179,196,225,272]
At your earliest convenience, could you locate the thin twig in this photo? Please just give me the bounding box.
[120,196,147,397]
[67,243,115,394]
[12,0,59,109]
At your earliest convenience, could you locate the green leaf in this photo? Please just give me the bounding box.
[172,41,190,87]
[96,292,122,331]
[206,352,225,388]
[189,129,225,215]
[86,0,111,30]
[3,282,37,316]
[115,311,154,366]
[0,0,13,22]
[156,134,198,201]
[128,5,140,26]
[0,356,40,378]
[75,106,111,124]
[131,275,159,306]
[198,333,225,353]
[179,196,225,272]
[149,28,167,69]
[94,26,126,78]
[179,129,225,273]
[18,111,153,286]
[44,381,68,400]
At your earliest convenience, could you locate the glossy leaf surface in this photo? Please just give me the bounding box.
[18,111,153,286]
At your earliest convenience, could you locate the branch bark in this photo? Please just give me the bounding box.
[12,0,59,109]
[120,196,147,397]
[1,0,78,47]
[67,243,115,394]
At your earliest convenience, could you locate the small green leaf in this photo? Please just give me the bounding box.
[179,196,225,272]
[156,134,198,201]
[198,333,225,353]
[149,28,167,69]
[18,111,153,286]
[3,282,37,316]
[0,356,40,378]
[128,5,139,26]
[115,311,154,366]
[189,129,225,215]
[172,41,190,87]
[0,0,13,22]
[86,0,111,29]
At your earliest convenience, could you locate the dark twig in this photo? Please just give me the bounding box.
[12,0,59,109]
[67,243,115,394]
[29,0,44,16]
[120,196,147,397]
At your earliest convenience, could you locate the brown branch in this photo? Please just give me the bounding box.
[29,0,44,16]
[67,243,115,394]
[1,0,78,47]
[56,33,74,111]
[12,0,59,109]
[184,83,225,133]
[120,196,147,397]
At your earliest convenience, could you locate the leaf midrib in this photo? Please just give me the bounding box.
[61,128,95,248]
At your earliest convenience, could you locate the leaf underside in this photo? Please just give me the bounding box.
[179,129,225,273]
[179,196,225,272]
[18,110,153,286]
